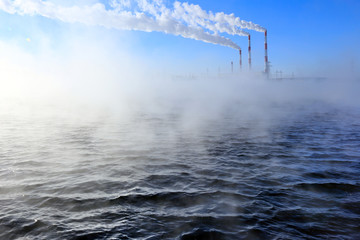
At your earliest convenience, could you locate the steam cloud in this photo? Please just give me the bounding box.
[0,0,266,50]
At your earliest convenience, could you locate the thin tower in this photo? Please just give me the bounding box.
[239,49,242,70]
[248,35,251,70]
[264,30,269,77]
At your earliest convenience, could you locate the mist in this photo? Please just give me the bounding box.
[1,31,359,128]
[1,25,358,122]
[1,2,360,239]
[1,0,359,125]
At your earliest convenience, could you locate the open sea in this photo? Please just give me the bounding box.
[1,96,360,239]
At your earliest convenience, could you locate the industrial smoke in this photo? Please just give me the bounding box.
[0,0,266,51]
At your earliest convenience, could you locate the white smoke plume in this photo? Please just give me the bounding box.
[111,0,264,35]
[0,0,266,50]
[124,0,265,34]
[0,0,242,50]
[172,1,251,36]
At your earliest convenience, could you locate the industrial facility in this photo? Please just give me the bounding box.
[236,30,269,78]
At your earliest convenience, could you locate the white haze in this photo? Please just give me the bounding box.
[0,4,359,233]
[0,26,359,134]
[0,0,358,132]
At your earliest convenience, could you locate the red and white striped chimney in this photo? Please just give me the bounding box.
[248,35,251,70]
[239,49,242,70]
[264,30,269,75]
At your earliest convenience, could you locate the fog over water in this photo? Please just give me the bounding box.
[1,32,360,239]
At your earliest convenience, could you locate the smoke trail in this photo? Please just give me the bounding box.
[172,1,251,36]
[0,0,240,50]
[130,0,265,34]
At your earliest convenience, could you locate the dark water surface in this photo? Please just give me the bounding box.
[1,101,360,239]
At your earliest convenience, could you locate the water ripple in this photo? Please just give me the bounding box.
[0,102,360,239]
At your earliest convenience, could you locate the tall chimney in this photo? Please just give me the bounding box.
[264,30,269,77]
[239,49,242,70]
[248,35,251,70]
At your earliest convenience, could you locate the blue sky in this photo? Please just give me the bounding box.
[0,0,359,75]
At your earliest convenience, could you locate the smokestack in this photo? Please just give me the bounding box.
[264,30,269,77]
[248,35,251,70]
[239,49,242,70]
[231,61,234,73]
